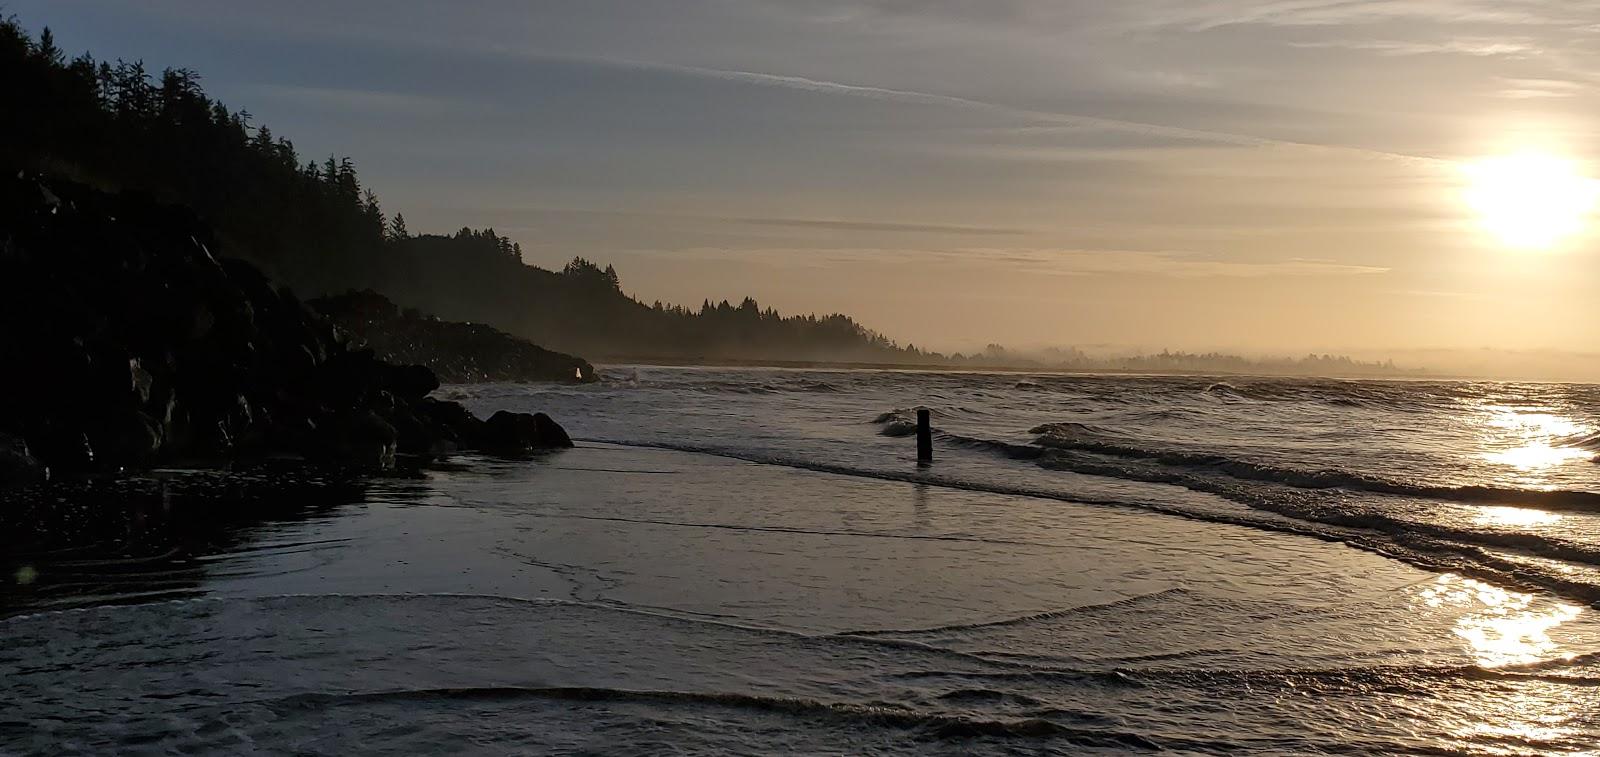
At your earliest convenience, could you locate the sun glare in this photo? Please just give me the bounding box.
[1416,574,1584,668]
[1464,152,1599,249]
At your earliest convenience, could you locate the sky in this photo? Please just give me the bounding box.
[10,0,1600,361]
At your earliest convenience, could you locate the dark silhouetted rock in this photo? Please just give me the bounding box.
[480,410,574,453]
[0,433,44,484]
[0,170,575,485]
[310,290,596,384]
[95,410,163,466]
[387,364,441,401]
[532,412,573,448]
[322,411,399,469]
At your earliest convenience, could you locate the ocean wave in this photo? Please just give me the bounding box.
[783,379,842,393]
[267,685,1197,749]
[934,688,1046,706]
[588,376,851,395]
[999,427,1600,565]
[0,590,1079,679]
[872,407,929,438]
[1562,431,1600,452]
[840,588,1189,637]
[1028,423,1600,512]
[901,662,1600,692]
[1176,378,1457,412]
[1201,381,1250,401]
[584,437,1600,608]
[879,422,918,438]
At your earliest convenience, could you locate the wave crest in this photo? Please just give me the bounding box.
[1028,423,1600,512]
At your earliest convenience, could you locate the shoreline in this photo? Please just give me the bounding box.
[7,441,1587,756]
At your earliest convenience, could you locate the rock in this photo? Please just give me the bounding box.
[532,412,573,448]
[315,350,382,410]
[0,170,575,483]
[480,411,537,453]
[479,410,573,453]
[415,398,482,449]
[321,411,398,469]
[96,410,162,465]
[25,420,94,472]
[388,406,431,457]
[153,387,178,433]
[189,302,215,340]
[0,433,45,485]
[129,358,154,405]
[309,290,596,384]
[386,364,440,401]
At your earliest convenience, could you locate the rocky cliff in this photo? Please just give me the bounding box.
[0,170,572,485]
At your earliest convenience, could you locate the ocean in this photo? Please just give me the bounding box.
[5,366,1600,754]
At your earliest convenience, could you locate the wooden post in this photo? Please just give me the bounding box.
[917,408,933,462]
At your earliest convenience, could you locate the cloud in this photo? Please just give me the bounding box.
[786,0,1583,31]
[504,50,1453,169]
[415,205,1030,236]
[648,245,1390,279]
[239,83,474,117]
[973,249,1393,278]
[1146,0,1583,31]
[1494,76,1590,98]
[736,217,1028,235]
[1384,289,1488,299]
[1288,37,1540,57]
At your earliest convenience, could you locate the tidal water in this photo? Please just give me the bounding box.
[6,367,1600,754]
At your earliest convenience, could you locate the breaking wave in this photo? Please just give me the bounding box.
[1029,421,1600,512]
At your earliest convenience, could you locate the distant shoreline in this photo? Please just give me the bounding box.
[587,355,1441,381]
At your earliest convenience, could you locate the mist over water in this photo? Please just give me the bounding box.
[8,367,1600,754]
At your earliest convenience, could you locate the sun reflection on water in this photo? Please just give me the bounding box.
[1458,689,1586,752]
[1473,505,1562,528]
[1483,442,1592,470]
[1474,406,1592,473]
[1417,574,1582,668]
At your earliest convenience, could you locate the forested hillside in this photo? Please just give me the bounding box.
[0,17,918,363]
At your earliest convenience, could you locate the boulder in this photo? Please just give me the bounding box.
[315,350,383,410]
[480,410,574,453]
[93,410,163,465]
[388,406,432,457]
[320,411,398,469]
[415,398,482,450]
[385,363,440,401]
[532,412,573,448]
[129,358,154,405]
[24,419,95,472]
[0,433,45,484]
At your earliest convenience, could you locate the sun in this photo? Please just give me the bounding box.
[1463,152,1599,249]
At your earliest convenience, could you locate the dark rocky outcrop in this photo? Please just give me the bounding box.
[0,433,44,485]
[309,290,596,384]
[480,411,575,453]
[0,170,573,485]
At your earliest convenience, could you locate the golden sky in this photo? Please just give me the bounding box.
[15,1,1600,361]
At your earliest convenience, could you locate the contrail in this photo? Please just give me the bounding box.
[531,51,1454,169]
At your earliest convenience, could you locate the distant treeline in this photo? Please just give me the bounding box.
[1114,351,1406,376]
[950,346,1415,376]
[0,17,911,363]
